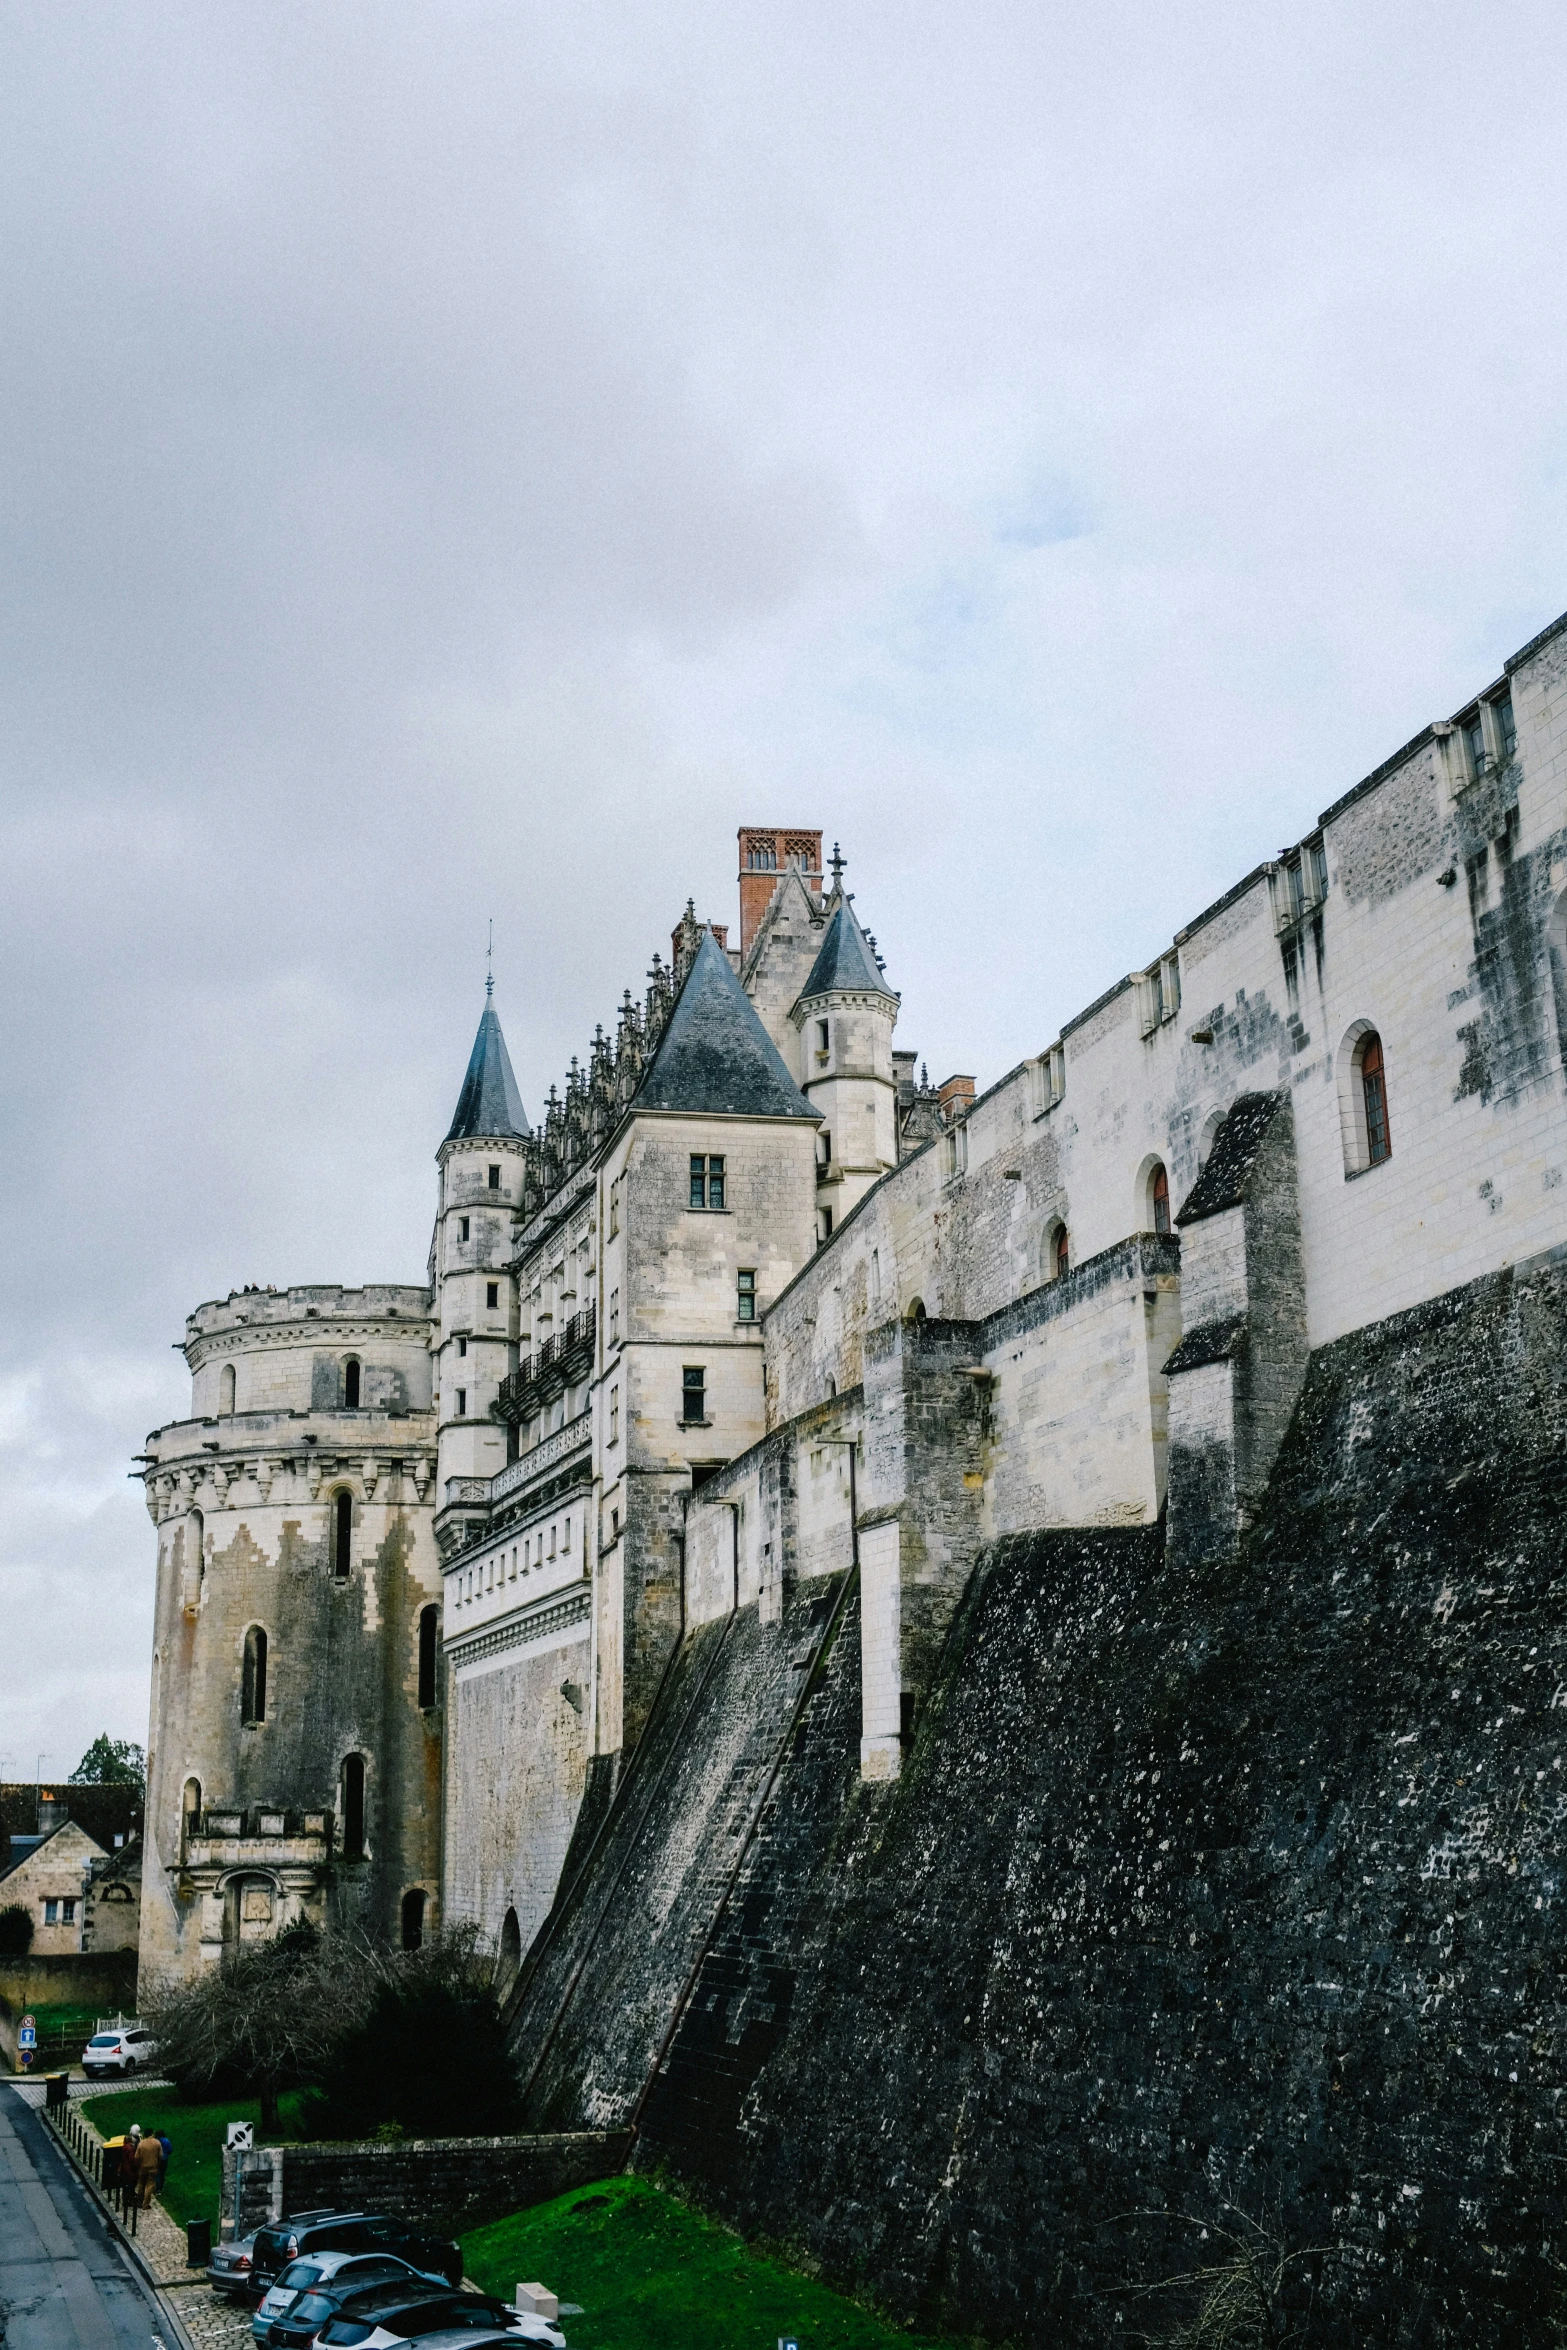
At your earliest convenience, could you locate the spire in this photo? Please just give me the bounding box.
[636,928,818,1120]
[797,893,897,1004]
[444,995,529,1144]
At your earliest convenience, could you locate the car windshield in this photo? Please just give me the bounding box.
[279,2265,324,2291]
[87,2035,120,2048]
[292,2294,338,2322]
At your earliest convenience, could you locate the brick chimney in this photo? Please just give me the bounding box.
[737,826,824,956]
[937,1073,976,1124]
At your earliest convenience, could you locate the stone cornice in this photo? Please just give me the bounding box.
[444,1582,591,1671]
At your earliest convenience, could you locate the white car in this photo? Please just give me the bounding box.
[318,2306,564,2350]
[81,2025,158,2077]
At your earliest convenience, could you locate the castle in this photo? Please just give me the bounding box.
[140,606,1567,2339]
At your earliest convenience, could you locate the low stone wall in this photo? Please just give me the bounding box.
[225,2130,629,2236]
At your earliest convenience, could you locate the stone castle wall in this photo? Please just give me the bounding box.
[507,1240,1567,2345]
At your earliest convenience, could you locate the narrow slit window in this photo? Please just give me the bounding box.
[1496,692,1517,763]
[486,1281,499,1310]
[455,1388,467,1416]
[333,1490,352,1579]
[417,1605,439,1708]
[343,1357,360,1409]
[241,1625,268,1725]
[341,1754,365,1858]
[458,1216,470,1242]
[1055,1226,1070,1279]
[1152,1166,1170,1235]
[488,1163,501,1190]
[219,1363,236,1414]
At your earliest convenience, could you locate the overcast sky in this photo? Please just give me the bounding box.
[3,0,1566,1776]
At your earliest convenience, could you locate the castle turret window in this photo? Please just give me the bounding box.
[689,1154,726,1209]
[417,1605,439,1709]
[456,1389,467,1416]
[241,1625,268,1726]
[681,1365,707,1426]
[219,1363,236,1414]
[486,1282,499,1309]
[488,1163,501,1189]
[458,1216,470,1242]
[1151,1166,1170,1235]
[333,1490,353,1579]
[343,1357,360,1408]
[1360,1033,1391,1165]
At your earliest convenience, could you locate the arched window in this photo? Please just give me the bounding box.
[333,1490,353,1581]
[904,1298,926,1324]
[181,1777,202,1858]
[1151,1165,1171,1235]
[241,1626,268,1726]
[341,1754,365,1858]
[219,1363,236,1414]
[343,1358,361,1409]
[1359,1032,1391,1165]
[1055,1226,1070,1279]
[498,1905,522,1998]
[400,1888,426,1951]
[184,1508,205,1614]
[417,1605,439,1709]
[1044,1221,1068,1281]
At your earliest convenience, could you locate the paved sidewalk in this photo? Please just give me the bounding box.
[59,2100,253,2350]
[0,2085,165,2350]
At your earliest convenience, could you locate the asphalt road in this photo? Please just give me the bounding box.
[0,2089,164,2350]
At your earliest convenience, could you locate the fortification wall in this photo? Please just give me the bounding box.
[508,1242,1567,2346]
[764,612,1567,1442]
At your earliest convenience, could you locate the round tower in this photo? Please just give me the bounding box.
[137,1284,440,1987]
[432,983,530,1561]
[791,883,901,1236]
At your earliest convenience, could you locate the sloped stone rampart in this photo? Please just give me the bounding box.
[544,1245,1567,2345]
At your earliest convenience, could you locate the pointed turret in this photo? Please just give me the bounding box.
[637,927,818,1122]
[790,862,901,1234]
[445,985,529,1143]
[797,894,896,1006]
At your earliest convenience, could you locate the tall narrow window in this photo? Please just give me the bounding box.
[341,1754,365,1858]
[682,1366,706,1425]
[1152,1166,1171,1235]
[737,1269,757,1322]
[456,1389,467,1416]
[609,1387,620,1445]
[486,1281,499,1310]
[816,1018,830,1058]
[457,1334,468,1356]
[241,1626,268,1726]
[219,1363,236,1414]
[417,1605,439,1708]
[181,1777,202,1858]
[1054,1225,1070,1280]
[401,1888,426,1951]
[1360,1033,1391,1165]
[1497,691,1517,763]
[333,1490,353,1580]
[1462,710,1486,779]
[488,1163,501,1189]
[458,1216,470,1242]
[609,1288,620,1345]
[343,1358,360,1408]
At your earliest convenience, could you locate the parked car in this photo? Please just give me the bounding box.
[314,2290,563,2350]
[253,2254,449,2345]
[81,2025,158,2078]
[265,2280,455,2350]
[249,2215,463,2301]
[209,2233,262,2301]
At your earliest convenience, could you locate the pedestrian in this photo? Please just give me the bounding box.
[155,2132,171,2194]
[124,2125,143,2223]
[135,2129,161,2209]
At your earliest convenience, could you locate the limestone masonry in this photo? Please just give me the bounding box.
[140,611,1567,2339]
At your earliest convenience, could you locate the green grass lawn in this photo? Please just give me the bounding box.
[77,2089,321,2228]
[463,2174,956,2350]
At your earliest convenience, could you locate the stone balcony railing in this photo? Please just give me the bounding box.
[183,1807,335,1870]
[492,1409,593,1502]
[494,1305,595,1424]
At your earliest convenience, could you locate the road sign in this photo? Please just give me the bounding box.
[225,2121,254,2151]
[18,2017,36,2049]
[778,2339,800,2349]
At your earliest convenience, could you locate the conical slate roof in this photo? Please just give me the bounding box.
[637,928,818,1120]
[445,993,529,1142]
[798,896,895,1002]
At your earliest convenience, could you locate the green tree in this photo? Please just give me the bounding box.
[0,1903,34,1956]
[69,1736,146,1787]
[140,1920,337,2134]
